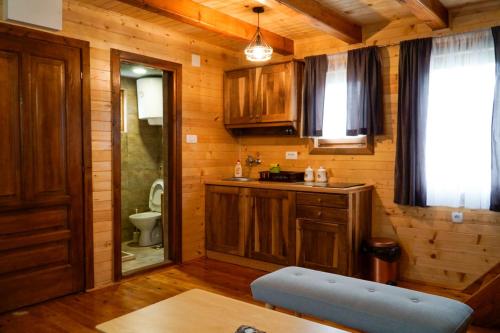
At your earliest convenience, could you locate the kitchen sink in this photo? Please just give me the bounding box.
[222,177,256,182]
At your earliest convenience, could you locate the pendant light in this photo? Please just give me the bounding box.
[244,7,273,62]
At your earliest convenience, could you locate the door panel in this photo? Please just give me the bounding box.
[224,69,254,124]
[255,63,292,123]
[248,189,295,265]
[205,186,245,256]
[297,219,348,274]
[31,56,67,196]
[0,50,21,205]
[0,35,85,313]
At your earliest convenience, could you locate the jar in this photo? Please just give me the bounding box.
[316,166,327,183]
[304,166,314,183]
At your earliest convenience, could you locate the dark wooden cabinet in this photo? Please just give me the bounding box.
[205,184,372,277]
[205,185,245,256]
[224,61,303,130]
[224,69,254,125]
[297,219,348,274]
[247,189,295,265]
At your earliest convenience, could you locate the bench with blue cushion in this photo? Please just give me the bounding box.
[251,266,473,333]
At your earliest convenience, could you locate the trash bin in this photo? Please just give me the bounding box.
[364,238,401,285]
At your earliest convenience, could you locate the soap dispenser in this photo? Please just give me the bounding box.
[234,160,243,178]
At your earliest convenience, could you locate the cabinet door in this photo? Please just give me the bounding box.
[297,219,348,274]
[254,62,293,123]
[205,186,245,256]
[248,189,295,265]
[224,69,254,125]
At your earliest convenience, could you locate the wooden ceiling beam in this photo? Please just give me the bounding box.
[271,0,362,44]
[400,0,449,29]
[118,0,294,55]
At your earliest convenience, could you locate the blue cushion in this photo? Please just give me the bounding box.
[251,267,473,333]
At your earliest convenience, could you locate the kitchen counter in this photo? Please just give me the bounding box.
[204,179,373,194]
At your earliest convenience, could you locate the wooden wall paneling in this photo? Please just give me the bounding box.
[240,0,500,290]
[0,0,242,287]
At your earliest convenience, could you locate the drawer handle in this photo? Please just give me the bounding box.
[317,198,322,203]
[317,211,322,217]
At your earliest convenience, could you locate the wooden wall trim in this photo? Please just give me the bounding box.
[81,40,94,290]
[111,49,183,281]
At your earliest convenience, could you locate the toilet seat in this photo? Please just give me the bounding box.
[149,179,164,213]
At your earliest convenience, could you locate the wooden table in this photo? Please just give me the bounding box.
[96,289,348,333]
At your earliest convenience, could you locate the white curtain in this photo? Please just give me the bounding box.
[322,52,348,139]
[426,30,496,209]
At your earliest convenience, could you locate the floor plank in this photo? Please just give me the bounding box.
[0,258,496,332]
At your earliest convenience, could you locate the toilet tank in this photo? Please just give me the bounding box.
[136,77,163,125]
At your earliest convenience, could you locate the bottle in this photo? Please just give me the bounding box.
[304,166,314,183]
[316,166,327,183]
[234,160,243,178]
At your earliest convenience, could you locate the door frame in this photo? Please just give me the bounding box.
[111,49,182,281]
[0,22,94,289]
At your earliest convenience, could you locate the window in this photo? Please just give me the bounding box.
[310,53,372,154]
[425,30,496,209]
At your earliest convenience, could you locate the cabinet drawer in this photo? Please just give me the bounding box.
[297,192,348,208]
[296,205,348,223]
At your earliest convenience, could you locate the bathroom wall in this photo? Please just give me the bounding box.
[120,77,163,242]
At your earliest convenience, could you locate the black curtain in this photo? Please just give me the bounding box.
[302,55,328,137]
[394,38,433,207]
[492,26,500,212]
[346,46,384,136]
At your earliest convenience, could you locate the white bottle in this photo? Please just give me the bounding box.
[304,166,314,183]
[316,166,328,183]
[234,160,243,178]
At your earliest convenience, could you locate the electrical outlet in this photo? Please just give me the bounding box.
[186,134,198,144]
[451,211,463,223]
[285,151,298,160]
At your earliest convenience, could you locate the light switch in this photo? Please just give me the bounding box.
[191,54,201,67]
[285,151,298,160]
[186,134,198,144]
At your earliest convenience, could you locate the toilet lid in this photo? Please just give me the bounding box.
[149,178,164,212]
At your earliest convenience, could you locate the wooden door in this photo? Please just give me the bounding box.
[224,69,254,125]
[297,219,348,274]
[205,186,245,256]
[254,62,293,123]
[0,35,85,312]
[248,189,295,265]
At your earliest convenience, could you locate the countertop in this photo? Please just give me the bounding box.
[205,179,373,194]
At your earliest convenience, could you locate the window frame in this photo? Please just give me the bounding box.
[309,135,374,155]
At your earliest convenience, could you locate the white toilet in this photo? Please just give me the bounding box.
[129,179,164,246]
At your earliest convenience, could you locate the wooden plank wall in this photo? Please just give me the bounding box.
[239,1,500,290]
[0,0,241,287]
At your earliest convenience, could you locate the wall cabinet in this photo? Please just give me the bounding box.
[205,183,372,277]
[223,69,254,125]
[224,61,303,131]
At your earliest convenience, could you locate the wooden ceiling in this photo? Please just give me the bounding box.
[83,0,492,56]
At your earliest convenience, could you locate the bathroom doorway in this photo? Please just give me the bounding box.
[111,50,182,280]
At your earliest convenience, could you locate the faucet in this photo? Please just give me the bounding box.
[246,154,262,167]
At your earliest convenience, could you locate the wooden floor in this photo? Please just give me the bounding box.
[0,258,497,333]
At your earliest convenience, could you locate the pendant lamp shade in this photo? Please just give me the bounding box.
[245,7,273,62]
